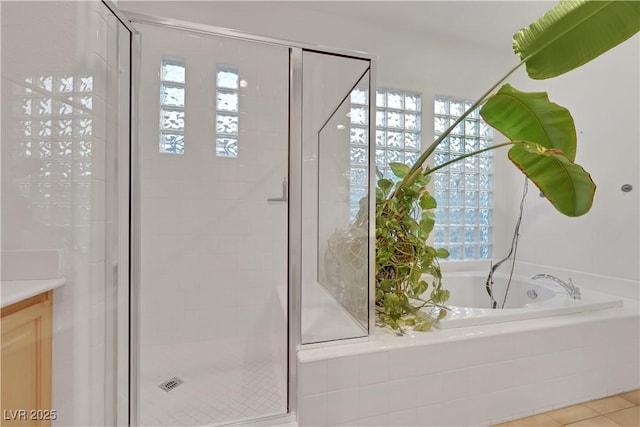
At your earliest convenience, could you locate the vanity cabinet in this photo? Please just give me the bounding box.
[1,291,53,427]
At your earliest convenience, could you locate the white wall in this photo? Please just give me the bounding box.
[497,38,640,284]
[121,2,639,291]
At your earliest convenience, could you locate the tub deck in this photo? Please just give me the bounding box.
[296,295,640,427]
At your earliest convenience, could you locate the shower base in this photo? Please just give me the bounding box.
[139,338,287,426]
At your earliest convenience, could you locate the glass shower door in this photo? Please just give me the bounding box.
[300,51,373,344]
[135,22,289,426]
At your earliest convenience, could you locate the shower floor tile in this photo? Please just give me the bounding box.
[139,338,287,426]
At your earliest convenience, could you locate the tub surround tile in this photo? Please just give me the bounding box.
[357,412,390,426]
[384,378,422,413]
[326,357,360,391]
[414,402,448,427]
[298,305,639,427]
[300,393,327,427]
[297,301,639,364]
[358,351,389,385]
[607,362,640,395]
[300,360,327,395]
[328,422,356,427]
[553,373,598,409]
[491,415,515,426]
[441,367,472,401]
[358,382,390,419]
[387,345,436,378]
[410,373,443,407]
[454,393,495,427]
[325,388,358,426]
[385,408,421,427]
[439,397,474,426]
[481,360,520,393]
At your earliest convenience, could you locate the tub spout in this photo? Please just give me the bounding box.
[530,274,581,300]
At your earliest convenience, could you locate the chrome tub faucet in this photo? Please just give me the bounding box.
[530,273,581,300]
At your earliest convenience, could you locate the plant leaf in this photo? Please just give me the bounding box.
[378,178,394,198]
[513,0,640,79]
[508,142,596,216]
[419,211,435,236]
[389,162,410,178]
[436,248,450,259]
[419,193,437,210]
[413,318,435,332]
[481,84,577,161]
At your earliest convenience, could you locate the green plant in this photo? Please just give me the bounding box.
[375,162,450,331]
[375,0,640,333]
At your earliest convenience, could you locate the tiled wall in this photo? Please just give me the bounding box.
[136,23,289,352]
[1,2,126,425]
[297,305,640,426]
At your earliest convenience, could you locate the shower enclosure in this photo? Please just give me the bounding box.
[132,19,291,426]
[1,1,373,425]
[128,13,375,425]
[1,1,132,425]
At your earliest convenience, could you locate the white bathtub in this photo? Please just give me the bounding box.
[435,272,624,328]
[296,269,639,427]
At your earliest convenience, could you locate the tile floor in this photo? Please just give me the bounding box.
[138,338,287,426]
[494,390,639,427]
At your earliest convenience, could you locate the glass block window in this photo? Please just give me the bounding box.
[159,59,185,154]
[433,96,494,260]
[215,65,239,158]
[349,87,370,220]
[375,89,422,179]
[13,74,94,227]
[349,88,422,220]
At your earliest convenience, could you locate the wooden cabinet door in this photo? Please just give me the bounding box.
[1,292,52,427]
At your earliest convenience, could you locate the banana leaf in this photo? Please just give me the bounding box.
[481,84,577,161]
[508,142,595,216]
[513,0,640,79]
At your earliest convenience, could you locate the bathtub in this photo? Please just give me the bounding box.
[296,269,639,427]
[435,272,624,328]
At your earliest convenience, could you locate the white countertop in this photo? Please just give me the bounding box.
[1,279,66,308]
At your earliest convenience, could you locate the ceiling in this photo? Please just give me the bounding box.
[291,1,556,49]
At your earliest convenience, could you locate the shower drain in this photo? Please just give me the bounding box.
[158,377,184,392]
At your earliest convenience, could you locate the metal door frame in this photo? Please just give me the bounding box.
[118,10,376,426]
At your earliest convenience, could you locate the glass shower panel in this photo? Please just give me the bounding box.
[301,51,372,344]
[135,22,289,426]
[0,1,130,425]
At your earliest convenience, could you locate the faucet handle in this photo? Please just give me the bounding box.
[568,278,581,299]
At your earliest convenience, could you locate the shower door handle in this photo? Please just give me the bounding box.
[267,177,288,202]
